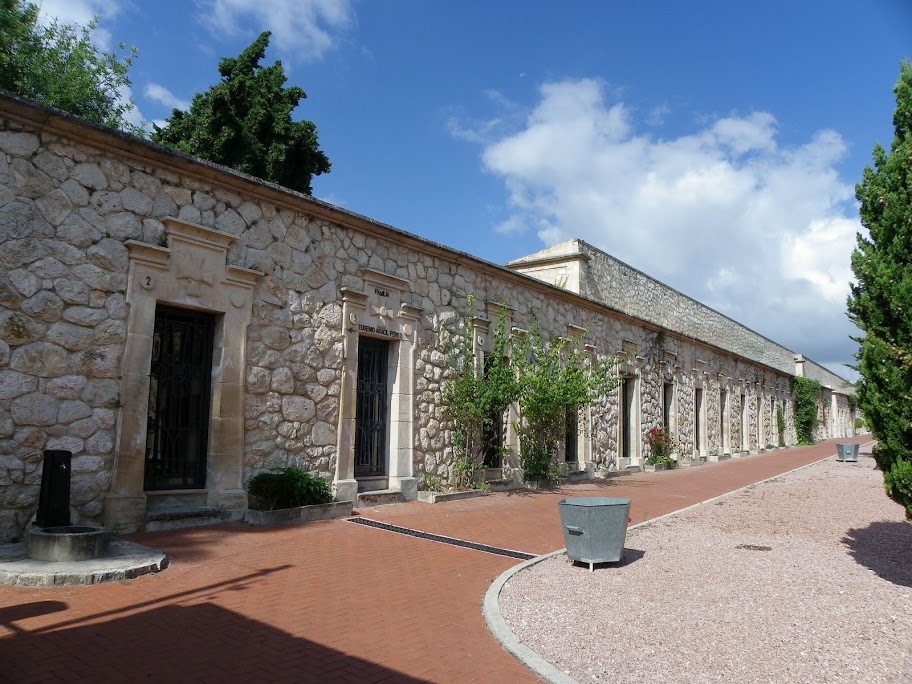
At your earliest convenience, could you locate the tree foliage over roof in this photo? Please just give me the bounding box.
[848,59,912,517]
[0,0,139,133]
[151,31,330,196]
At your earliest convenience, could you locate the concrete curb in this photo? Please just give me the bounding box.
[481,440,875,684]
[482,549,577,684]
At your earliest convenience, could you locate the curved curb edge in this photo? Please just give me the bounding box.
[481,440,875,684]
[483,548,578,684]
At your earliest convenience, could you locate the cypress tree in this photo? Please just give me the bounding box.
[152,32,330,196]
[848,59,912,516]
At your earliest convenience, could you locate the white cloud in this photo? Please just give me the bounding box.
[647,104,670,127]
[36,0,120,25]
[36,0,122,48]
[460,78,861,373]
[144,83,191,113]
[197,0,353,62]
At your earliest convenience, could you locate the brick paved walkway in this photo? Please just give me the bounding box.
[0,437,868,683]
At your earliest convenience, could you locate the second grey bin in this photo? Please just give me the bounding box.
[836,443,859,462]
[558,497,631,571]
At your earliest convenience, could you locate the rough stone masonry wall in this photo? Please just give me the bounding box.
[576,242,852,396]
[0,99,799,541]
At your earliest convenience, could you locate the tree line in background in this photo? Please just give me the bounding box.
[0,0,330,195]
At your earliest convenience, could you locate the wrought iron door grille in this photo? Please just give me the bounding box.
[482,410,504,468]
[482,355,507,468]
[144,305,215,490]
[565,407,579,462]
[355,337,389,476]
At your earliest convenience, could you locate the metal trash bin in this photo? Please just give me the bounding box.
[558,497,630,571]
[836,444,859,462]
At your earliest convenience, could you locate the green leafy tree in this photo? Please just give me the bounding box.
[511,323,619,481]
[152,31,330,195]
[441,298,519,488]
[0,0,139,132]
[848,59,912,517]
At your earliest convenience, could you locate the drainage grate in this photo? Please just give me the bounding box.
[736,544,772,551]
[347,518,536,560]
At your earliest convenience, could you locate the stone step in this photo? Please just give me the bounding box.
[145,491,208,512]
[354,490,407,508]
[487,478,518,492]
[145,507,232,532]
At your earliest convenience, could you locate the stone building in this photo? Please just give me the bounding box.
[0,93,855,540]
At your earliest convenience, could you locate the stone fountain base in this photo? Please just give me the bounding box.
[1,534,168,587]
[27,524,112,562]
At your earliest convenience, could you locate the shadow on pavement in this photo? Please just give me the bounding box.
[1,597,431,683]
[843,520,912,588]
[0,600,68,635]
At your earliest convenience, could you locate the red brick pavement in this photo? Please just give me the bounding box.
[0,437,869,683]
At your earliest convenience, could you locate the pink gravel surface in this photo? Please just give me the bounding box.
[499,447,912,683]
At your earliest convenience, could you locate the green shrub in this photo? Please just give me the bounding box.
[792,376,823,445]
[419,472,445,493]
[882,454,912,519]
[247,468,332,510]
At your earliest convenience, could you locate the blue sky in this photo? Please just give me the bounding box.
[37,0,912,380]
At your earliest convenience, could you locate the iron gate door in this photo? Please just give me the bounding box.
[355,337,389,477]
[144,305,215,490]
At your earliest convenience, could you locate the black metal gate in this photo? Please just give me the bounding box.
[144,305,215,490]
[355,337,389,477]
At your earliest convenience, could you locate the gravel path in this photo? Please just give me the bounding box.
[499,448,912,683]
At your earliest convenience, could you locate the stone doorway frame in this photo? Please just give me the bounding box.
[335,270,422,502]
[105,218,261,533]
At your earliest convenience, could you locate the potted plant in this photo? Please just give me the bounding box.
[416,462,491,503]
[244,467,352,526]
[645,427,676,471]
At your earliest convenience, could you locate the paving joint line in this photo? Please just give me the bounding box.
[347,517,537,560]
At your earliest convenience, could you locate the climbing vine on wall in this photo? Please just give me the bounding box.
[792,376,823,445]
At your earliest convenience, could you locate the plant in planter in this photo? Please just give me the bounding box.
[646,427,678,469]
[419,472,445,493]
[247,467,333,511]
[244,467,350,526]
[441,297,519,489]
[511,322,619,483]
[451,455,489,491]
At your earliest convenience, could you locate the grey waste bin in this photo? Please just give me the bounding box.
[558,497,630,571]
[836,444,859,462]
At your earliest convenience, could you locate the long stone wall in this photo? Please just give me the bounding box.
[0,94,846,540]
[509,239,854,393]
